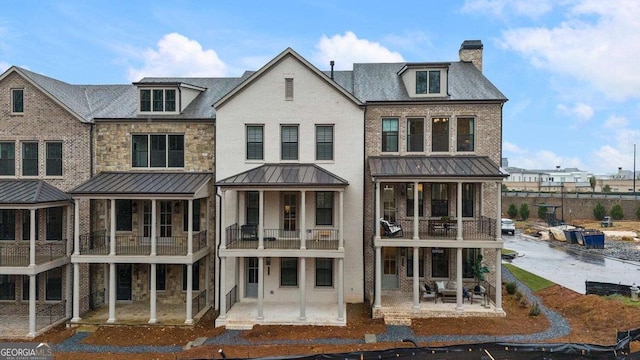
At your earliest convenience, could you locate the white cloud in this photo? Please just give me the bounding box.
[603,114,628,129]
[313,31,404,70]
[503,141,526,155]
[461,0,554,18]
[556,102,594,126]
[500,0,640,100]
[127,33,227,81]
[504,147,583,171]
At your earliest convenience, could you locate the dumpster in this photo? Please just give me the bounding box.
[582,230,605,249]
[563,229,581,244]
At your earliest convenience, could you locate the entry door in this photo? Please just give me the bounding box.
[245,257,258,298]
[282,193,297,236]
[116,264,132,301]
[382,247,398,289]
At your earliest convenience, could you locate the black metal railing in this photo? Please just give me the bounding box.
[192,290,207,316]
[36,300,66,329]
[225,225,340,250]
[79,230,207,256]
[384,217,497,241]
[78,230,109,254]
[0,242,67,267]
[225,286,237,313]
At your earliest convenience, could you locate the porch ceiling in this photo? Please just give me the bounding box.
[368,156,508,179]
[216,164,348,188]
[69,172,212,198]
[0,180,70,205]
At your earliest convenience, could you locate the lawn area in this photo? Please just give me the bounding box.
[504,263,555,292]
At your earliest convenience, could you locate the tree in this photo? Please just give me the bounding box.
[507,203,518,219]
[471,254,489,288]
[519,203,530,221]
[593,202,606,220]
[603,184,612,193]
[501,184,508,192]
[611,204,624,220]
[537,205,547,220]
[589,176,596,193]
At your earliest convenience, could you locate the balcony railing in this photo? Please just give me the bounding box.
[78,230,207,256]
[382,217,497,241]
[224,223,339,250]
[0,242,67,267]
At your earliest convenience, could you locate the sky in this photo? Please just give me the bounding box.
[1,0,639,175]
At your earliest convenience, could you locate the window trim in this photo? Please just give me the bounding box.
[116,200,132,232]
[138,88,178,114]
[21,142,39,177]
[280,125,299,161]
[431,247,449,278]
[46,207,63,241]
[431,117,450,152]
[11,88,24,114]
[315,125,334,161]
[0,142,16,176]
[315,258,334,287]
[456,117,475,152]
[416,69,442,95]
[285,78,294,100]
[131,134,185,169]
[280,257,298,287]
[315,192,333,226]
[45,267,62,301]
[407,118,424,152]
[246,125,264,161]
[45,141,63,177]
[382,118,399,152]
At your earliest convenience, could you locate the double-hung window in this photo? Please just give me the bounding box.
[0,142,15,176]
[46,142,63,176]
[46,207,63,240]
[315,258,333,287]
[315,192,333,225]
[462,183,475,217]
[280,258,298,287]
[116,200,132,232]
[182,199,201,232]
[316,125,333,160]
[0,210,16,240]
[182,261,200,291]
[0,275,16,300]
[406,183,424,217]
[246,125,264,160]
[139,89,176,113]
[11,89,24,114]
[407,118,424,152]
[132,134,184,168]
[431,183,449,217]
[246,192,259,225]
[281,125,298,160]
[457,117,475,152]
[416,70,441,94]
[431,248,449,278]
[382,118,399,152]
[45,267,62,301]
[22,142,38,176]
[432,117,449,152]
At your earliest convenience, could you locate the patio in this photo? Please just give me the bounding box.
[374,290,504,326]
[73,301,209,326]
[218,301,347,329]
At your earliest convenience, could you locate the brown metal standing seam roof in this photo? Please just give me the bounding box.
[0,180,71,204]
[368,156,508,178]
[70,172,213,195]
[216,164,348,187]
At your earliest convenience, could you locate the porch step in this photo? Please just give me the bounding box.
[382,315,412,326]
[223,320,255,330]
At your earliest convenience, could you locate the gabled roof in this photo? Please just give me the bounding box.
[214,48,363,109]
[0,180,71,204]
[70,172,212,198]
[216,164,348,187]
[368,156,508,179]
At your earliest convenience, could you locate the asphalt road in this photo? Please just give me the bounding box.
[502,233,640,294]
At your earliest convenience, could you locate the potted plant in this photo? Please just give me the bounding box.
[471,254,489,293]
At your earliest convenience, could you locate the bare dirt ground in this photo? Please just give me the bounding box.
[28,285,640,359]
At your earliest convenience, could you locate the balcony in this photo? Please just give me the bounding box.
[381,217,497,241]
[0,242,67,267]
[224,224,339,250]
[78,230,207,256]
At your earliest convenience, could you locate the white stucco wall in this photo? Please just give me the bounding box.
[216,54,365,303]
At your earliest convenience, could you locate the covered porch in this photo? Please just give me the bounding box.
[218,301,346,330]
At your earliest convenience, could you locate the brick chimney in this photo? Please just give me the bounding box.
[459,40,483,72]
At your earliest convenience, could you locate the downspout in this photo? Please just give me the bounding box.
[216,189,222,314]
[362,105,368,305]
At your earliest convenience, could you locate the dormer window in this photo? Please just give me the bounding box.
[139,89,177,113]
[416,70,440,94]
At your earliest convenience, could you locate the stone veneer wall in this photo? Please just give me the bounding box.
[363,102,503,300]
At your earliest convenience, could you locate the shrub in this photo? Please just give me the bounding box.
[519,203,530,221]
[593,202,606,220]
[529,302,541,316]
[519,298,528,308]
[537,205,547,220]
[514,290,523,301]
[611,204,624,220]
[507,204,518,219]
[505,281,517,295]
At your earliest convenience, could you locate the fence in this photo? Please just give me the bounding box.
[192,290,207,316]
[586,281,633,297]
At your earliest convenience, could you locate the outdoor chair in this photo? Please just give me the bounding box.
[241,224,258,241]
[379,218,403,237]
[420,282,436,303]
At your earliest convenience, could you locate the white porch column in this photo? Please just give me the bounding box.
[65,264,72,317]
[299,257,306,320]
[457,182,463,240]
[107,263,116,323]
[28,274,36,337]
[495,248,503,311]
[456,248,463,311]
[337,258,344,321]
[374,181,381,239]
[258,190,264,250]
[205,255,211,306]
[71,263,81,322]
[29,209,36,266]
[412,247,420,309]
[149,263,157,324]
[220,190,226,250]
[219,257,227,319]
[338,191,344,250]
[151,199,157,256]
[413,182,419,240]
[73,199,80,255]
[300,191,306,250]
[374,246,382,308]
[109,199,116,255]
[187,199,193,255]
[496,182,502,240]
[257,257,264,319]
[185,264,193,324]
